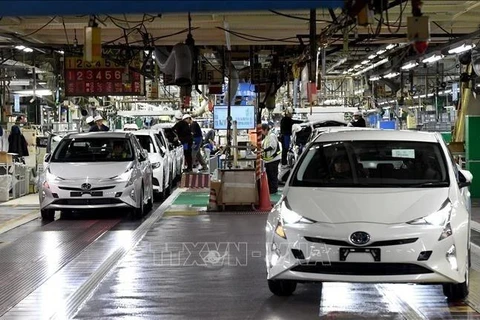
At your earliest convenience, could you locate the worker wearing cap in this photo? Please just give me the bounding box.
[89,115,109,132]
[183,114,208,171]
[349,110,366,127]
[84,116,95,132]
[261,123,281,194]
[172,112,193,172]
[280,107,294,166]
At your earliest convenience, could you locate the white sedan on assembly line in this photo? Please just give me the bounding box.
[266,130,473,301]
[39,132,154,220]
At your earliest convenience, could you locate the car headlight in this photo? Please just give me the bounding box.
[407,199,452,226]
[279,198,316,225]
[274,198,315,239]
[111,169,135,187]
[45,169,64,183]
[151,162,161,169]
[407,199,453,240]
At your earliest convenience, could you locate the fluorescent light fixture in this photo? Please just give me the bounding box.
[8,79,31,86]
[354,89,365,95]
[368,54,377,59]
[57,50,64,55]
[427,93,434,97]
[342,70,348,74]
[376,49,387,55]
[361,60,370,65]
[386,44,397,50]
[383,72,399,79]
[352,58,389,77]
[369,76,381,81]
[13,89,52,96]
[401,61,419,70]
[448,43,475,54]
[348,68,354,72]
[413,95,419,99]
[422,54,444,64]
[354,64,362,69]
[15,45,33,53]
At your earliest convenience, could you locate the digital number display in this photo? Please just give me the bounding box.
[64,57,145,96]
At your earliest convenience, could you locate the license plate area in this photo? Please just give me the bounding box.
[340,247,381,262]
[70,191,103,197]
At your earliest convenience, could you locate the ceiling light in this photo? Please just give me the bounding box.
[15,45,25,50]
[369,76,381,81]
[368,54,377,60]
[386,44,397,50]
[422,54,444,64]
[383,72,400,79]
[401,61,419,70]
[57,50,64,55]
[376,49,387,55]
[8,79,30,86]
[448,43,475,55]
[23,48,33,53]
[361,60,370,65]
[13,89,52,96]
[352,58,389,77]
[354,64,362,69]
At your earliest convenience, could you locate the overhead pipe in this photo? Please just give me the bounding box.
[154,43,192,86]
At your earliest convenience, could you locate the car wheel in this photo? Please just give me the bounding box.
[132,187,144,220]
[443,249,470,301]
[268,279,297,296]
[153,191,163,202]
[41,209,55,221]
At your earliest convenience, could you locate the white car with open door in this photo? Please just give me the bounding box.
[267,130,472,301]
[39,132,154,220]
[131,130,171,201]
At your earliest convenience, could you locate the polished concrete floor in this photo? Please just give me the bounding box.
[0,196,479,319]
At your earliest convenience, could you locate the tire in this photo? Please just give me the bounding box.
[443,249,470,301]
[153,191,163,202]
[268,279,297,296]
[41,209,55,221]
[132,187,144,220]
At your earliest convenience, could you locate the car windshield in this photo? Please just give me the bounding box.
[291,140,449,188]
[135,135,156,153]
[51,137,135,162]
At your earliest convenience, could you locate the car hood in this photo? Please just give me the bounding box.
[285,187,450,224]
[48,162,133,180]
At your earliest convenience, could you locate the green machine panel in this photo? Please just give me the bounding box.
[440,132,452,143]
[466,161,480,198]
[465,116,480,161]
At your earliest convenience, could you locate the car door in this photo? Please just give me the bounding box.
[131,136,152,199]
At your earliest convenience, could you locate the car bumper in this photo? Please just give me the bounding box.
[266,222,466,284]
[39,180,139,210]
[152,167,164,193]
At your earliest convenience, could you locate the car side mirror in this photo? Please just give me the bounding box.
[44,153,51,162]
[458,169,473,188]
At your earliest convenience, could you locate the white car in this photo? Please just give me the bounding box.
[39,132,154,220]
[131,130,171,201]
[266,130,472,301]
[151,123,184,180]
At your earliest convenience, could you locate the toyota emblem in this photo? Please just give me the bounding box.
[349,231,371,246]
[81,183,92,191]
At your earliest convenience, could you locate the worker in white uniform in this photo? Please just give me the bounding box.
[261,123,282,194]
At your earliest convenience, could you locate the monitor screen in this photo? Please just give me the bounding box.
[213,105,255,130]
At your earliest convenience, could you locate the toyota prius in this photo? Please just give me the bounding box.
[266,130,472,301]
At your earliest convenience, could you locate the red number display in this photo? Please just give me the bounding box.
[64,57,144,96]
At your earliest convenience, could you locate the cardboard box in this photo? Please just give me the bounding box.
[0,152,13,164]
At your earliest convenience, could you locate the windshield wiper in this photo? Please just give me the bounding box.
[404,181,450,188]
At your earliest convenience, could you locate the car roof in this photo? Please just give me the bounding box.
[129,130,156,136]
[313,129,440,143]
[65,132,131,139]
[151,123,174,129]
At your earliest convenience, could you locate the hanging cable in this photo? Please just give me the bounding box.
[20,16,57,37]
[384,0,408,34]
[216,27,300,43]
[62,17,70,46]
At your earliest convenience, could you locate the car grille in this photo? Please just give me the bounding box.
[53,198,123,205]
[291,262,433,276]
[304,236,418,247]
[58,186,116,191]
